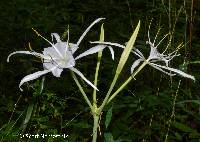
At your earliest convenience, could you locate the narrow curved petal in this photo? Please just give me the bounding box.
[51,33,61,43]
[76,18,105,46]
[19,69,51,91]
[108,46,114,60]
[70,67,99,91]
[149,63,175,76]
[7,51,49,62]
[132,49,145,59]
[131,59,142,73]
[150,63,195,80]
[134,49,145,58]
[75,45,106,60]
[90,41,125,48]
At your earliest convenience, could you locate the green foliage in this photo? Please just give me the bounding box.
[104,133,115,142]
[105,106,113,129]
[1,0,200,141]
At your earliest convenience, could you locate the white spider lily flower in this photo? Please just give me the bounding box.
[7,18,106,91]
[131,28,195,81]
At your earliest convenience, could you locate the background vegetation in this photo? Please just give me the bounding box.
[0,0,200,141]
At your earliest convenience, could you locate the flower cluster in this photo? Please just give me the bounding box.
[7,19,195,92]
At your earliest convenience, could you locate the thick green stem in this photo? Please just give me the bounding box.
[92,114,99,142]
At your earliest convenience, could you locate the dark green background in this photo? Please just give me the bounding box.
[0,0,200,141]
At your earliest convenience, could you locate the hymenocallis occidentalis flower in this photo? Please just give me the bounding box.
[90,24,195,81]
[131,25,195,80]
[7,18,112,91]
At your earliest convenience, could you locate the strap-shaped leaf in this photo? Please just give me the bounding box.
[99,21,140,111]
[105,106,113,129]
[116,21,140,74]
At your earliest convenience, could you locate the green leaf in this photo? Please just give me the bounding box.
[172,121,196,133]
[71,121,92,128]
[104,132,115,142]
[105,106,113,129]
[22,103,34,131]
[100,21,141,110]
[99,23,104,42]
[178,62,188,72]
[115,139,132,142]
[116,20,140,75]
[174,132,182,140]
[190,61,200,64]
[177,100,200,105]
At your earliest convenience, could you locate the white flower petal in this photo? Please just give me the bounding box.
[63,51,76,68]
[132,49,145,59]
[150,63,195,80]
[108,46,114,60]
[43,61,55,70]
[76,18,105,46]
[43,42,69,59]
[149,63,175,76]
[148,46,159,60]
[131,59,142,73]
[134,49,145,58]
[69,43,79,54]
[75,45,106,60]
[43,47,62,59]
[54,42,68,57]
[7,51,49,62]
[90,41,125,48]
[35,32,63,58]
[19,69,51,91]
[51,33,61,43]
[70,67,99,91]
[43,55,75,71]
[51,67,63,77]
